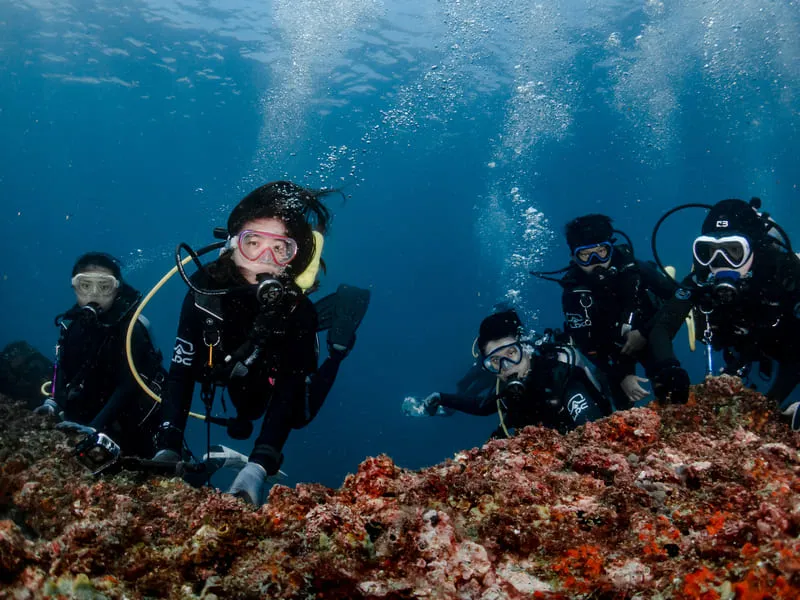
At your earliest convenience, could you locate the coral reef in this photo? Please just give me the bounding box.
[1,374,798,599]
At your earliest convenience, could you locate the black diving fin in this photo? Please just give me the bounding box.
[314,291,338,331]
[314,284,371,352]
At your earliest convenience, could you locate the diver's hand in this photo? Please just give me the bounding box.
[55,421,96,436]
[652,364,690,404]
[33,399,60,416]
[621,329,647,355]
[781,402,800,432]
[422,392,443,416]
[228,462,267,506]
[620,375,651,403]
[401,394,453,417]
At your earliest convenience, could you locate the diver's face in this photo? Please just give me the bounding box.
[231,217,289,283]
[72,266,119,312]
[484,336,531,383]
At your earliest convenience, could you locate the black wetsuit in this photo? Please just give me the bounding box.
[160,270,343,475]
[649,250,800,406]
[438,346,611,435]
[54,284,163,457]
[559,245,677,408]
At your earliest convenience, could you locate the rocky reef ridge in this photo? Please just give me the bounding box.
[1,375,798,599]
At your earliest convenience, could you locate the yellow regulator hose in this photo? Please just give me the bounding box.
[126,255,208,421]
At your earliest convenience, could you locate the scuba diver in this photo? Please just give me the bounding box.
[530,214,677,409]
[409,309,613,436]
[151,181,369,505]
[648,197,800,429]
[34,252,165,460]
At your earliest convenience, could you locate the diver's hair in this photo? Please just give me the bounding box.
[226,181,339,276]
[72,252,122,280]
[477,309,524,356]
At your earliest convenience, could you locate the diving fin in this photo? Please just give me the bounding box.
[314,292,338,331]
[328,284,370,352]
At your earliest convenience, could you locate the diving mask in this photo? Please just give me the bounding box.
[482,341,524,374]
[71,273,120,297]
[573,242,613,267]
[229,230,298,266]
[692,235,752,269]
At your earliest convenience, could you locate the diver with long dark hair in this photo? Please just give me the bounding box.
[531,214,677,409]
[34,252,164,459]
[152,181,369,505]
[648,197,800,429]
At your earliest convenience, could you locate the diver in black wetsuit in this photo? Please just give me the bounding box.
[153,181,369,505]
[648,198,800,430]
[532,215,677,410]
[34,252,164,458]
[418,309,612,436]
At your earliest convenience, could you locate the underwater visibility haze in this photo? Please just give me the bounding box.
[1,0,798,488]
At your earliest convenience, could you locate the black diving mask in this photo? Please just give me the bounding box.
[573,242,614,267]
[482,342,524,374]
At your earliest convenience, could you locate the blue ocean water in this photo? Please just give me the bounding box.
[1,0,798,488]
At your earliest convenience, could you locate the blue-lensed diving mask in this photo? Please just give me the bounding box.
[573,242,614,267]
[482,341,524,374]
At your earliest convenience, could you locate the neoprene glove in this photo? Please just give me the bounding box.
[33,399,60,416]
[652,363,690,404]
[420,392,440,415]
[781,402,800,432]
[228,461,267,505]
[55,421,96,436]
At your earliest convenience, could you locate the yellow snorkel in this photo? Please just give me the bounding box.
[125,230,325,421]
